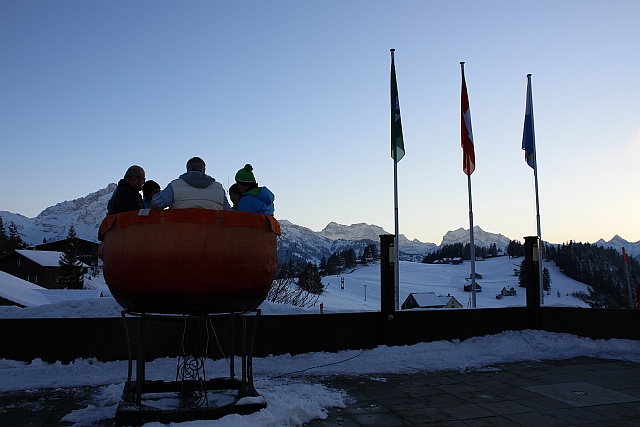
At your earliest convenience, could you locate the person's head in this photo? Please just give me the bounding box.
[235,164,258,193]
[124,165,145,191]
[228,183,242,207]
[142,180,161,200]
[186,157,206,173]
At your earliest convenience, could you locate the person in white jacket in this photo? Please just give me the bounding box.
[152,157,230,210]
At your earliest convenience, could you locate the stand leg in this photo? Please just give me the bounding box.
[135,316,146,406]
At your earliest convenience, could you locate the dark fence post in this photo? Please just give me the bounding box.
[380,234,396,316]
[524,236,541,329]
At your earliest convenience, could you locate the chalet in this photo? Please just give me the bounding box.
[501,286,517,296]
[463,283,482,292]
[0,250,89,289]
[401,292,463,310]
[36,238,99,269]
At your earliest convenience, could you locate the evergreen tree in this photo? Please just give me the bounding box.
[277,257,301,279]
[319,256,327,275]
[489,243,498,257]
[518,259,531,288]
[543,267,551,291]
[369,243,379,261]
[507,240,524,258]
[7,221,27,252]
[0,216,7,255]
[58,225,84,289]
[297,262,323,294]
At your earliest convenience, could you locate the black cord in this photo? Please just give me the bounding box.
[271,349,365,379]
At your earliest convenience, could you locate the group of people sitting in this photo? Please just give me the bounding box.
[106,157,275,216]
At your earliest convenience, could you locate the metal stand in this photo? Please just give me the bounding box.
[115,310,265,426]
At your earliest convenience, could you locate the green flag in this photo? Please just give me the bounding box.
[390,50,405,162]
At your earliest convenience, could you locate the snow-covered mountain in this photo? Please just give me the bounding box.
[594,235,640,259]
[320,222,438,259]
[441,226,512,250]
[1,184,116,244]
[1,185,638,261]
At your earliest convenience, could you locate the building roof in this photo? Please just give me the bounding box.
[15,250,90,268]
[409,292,453,308]
[0,270,51,307]
[0,270,102,307]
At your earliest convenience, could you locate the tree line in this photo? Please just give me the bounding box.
[275,243,380,296]
[543,241,639,309]
[421,242,500,263]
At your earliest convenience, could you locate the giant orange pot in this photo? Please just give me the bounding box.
[98,208,280,314]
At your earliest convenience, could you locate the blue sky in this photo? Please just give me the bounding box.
[1,0,638,245]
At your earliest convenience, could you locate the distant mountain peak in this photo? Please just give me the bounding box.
[320,222,389,242]
[441,226,511,249]
[2,186,639,260]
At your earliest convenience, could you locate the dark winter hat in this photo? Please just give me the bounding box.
[142,180,161,198]
[235,164,256,184]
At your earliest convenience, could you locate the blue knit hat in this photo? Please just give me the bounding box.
[235,164,256,184]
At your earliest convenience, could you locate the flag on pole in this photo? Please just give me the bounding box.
[460,63,475,175]
[522,74,536,168]
[390,50,405,162]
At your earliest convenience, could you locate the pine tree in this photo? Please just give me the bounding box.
[369,243,379,261]
[518,259,531,288]
[543,267,551,291]
[0,216,7,255]
[507,240,524,258]
[7,221,27,252]
[319,256,327,275]
[297,262,323,294]
[58,225,84,289]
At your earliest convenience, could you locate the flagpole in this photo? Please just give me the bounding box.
[622,247,633,308]
[460,62,477,308]
[390,48,403,311]
[467,174,477,308]
[526,73,544,304]
[394,157,400,310]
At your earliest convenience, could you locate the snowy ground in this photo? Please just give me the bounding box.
[0,256,589,319]
[2,257,635,427]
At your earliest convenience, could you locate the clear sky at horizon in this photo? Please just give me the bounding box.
[1,0,638,245]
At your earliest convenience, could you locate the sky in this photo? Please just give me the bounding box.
[1,0,639,246]
[1,258,639,426]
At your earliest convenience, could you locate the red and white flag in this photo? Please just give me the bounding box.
[461,64,475,176]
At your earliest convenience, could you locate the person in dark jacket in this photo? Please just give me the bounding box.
[228,183,242,210]
[142,180,161,209]
[106,165,145,215]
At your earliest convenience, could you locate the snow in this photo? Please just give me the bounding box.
[1,257,636,426]
[14,249,70,267]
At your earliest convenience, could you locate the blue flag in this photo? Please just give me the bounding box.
[522,74,535,169]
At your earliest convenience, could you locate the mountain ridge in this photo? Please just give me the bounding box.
[1,185,639,259]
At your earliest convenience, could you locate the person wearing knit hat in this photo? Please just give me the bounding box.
[234,164,256,184]
[234,164,275,215]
